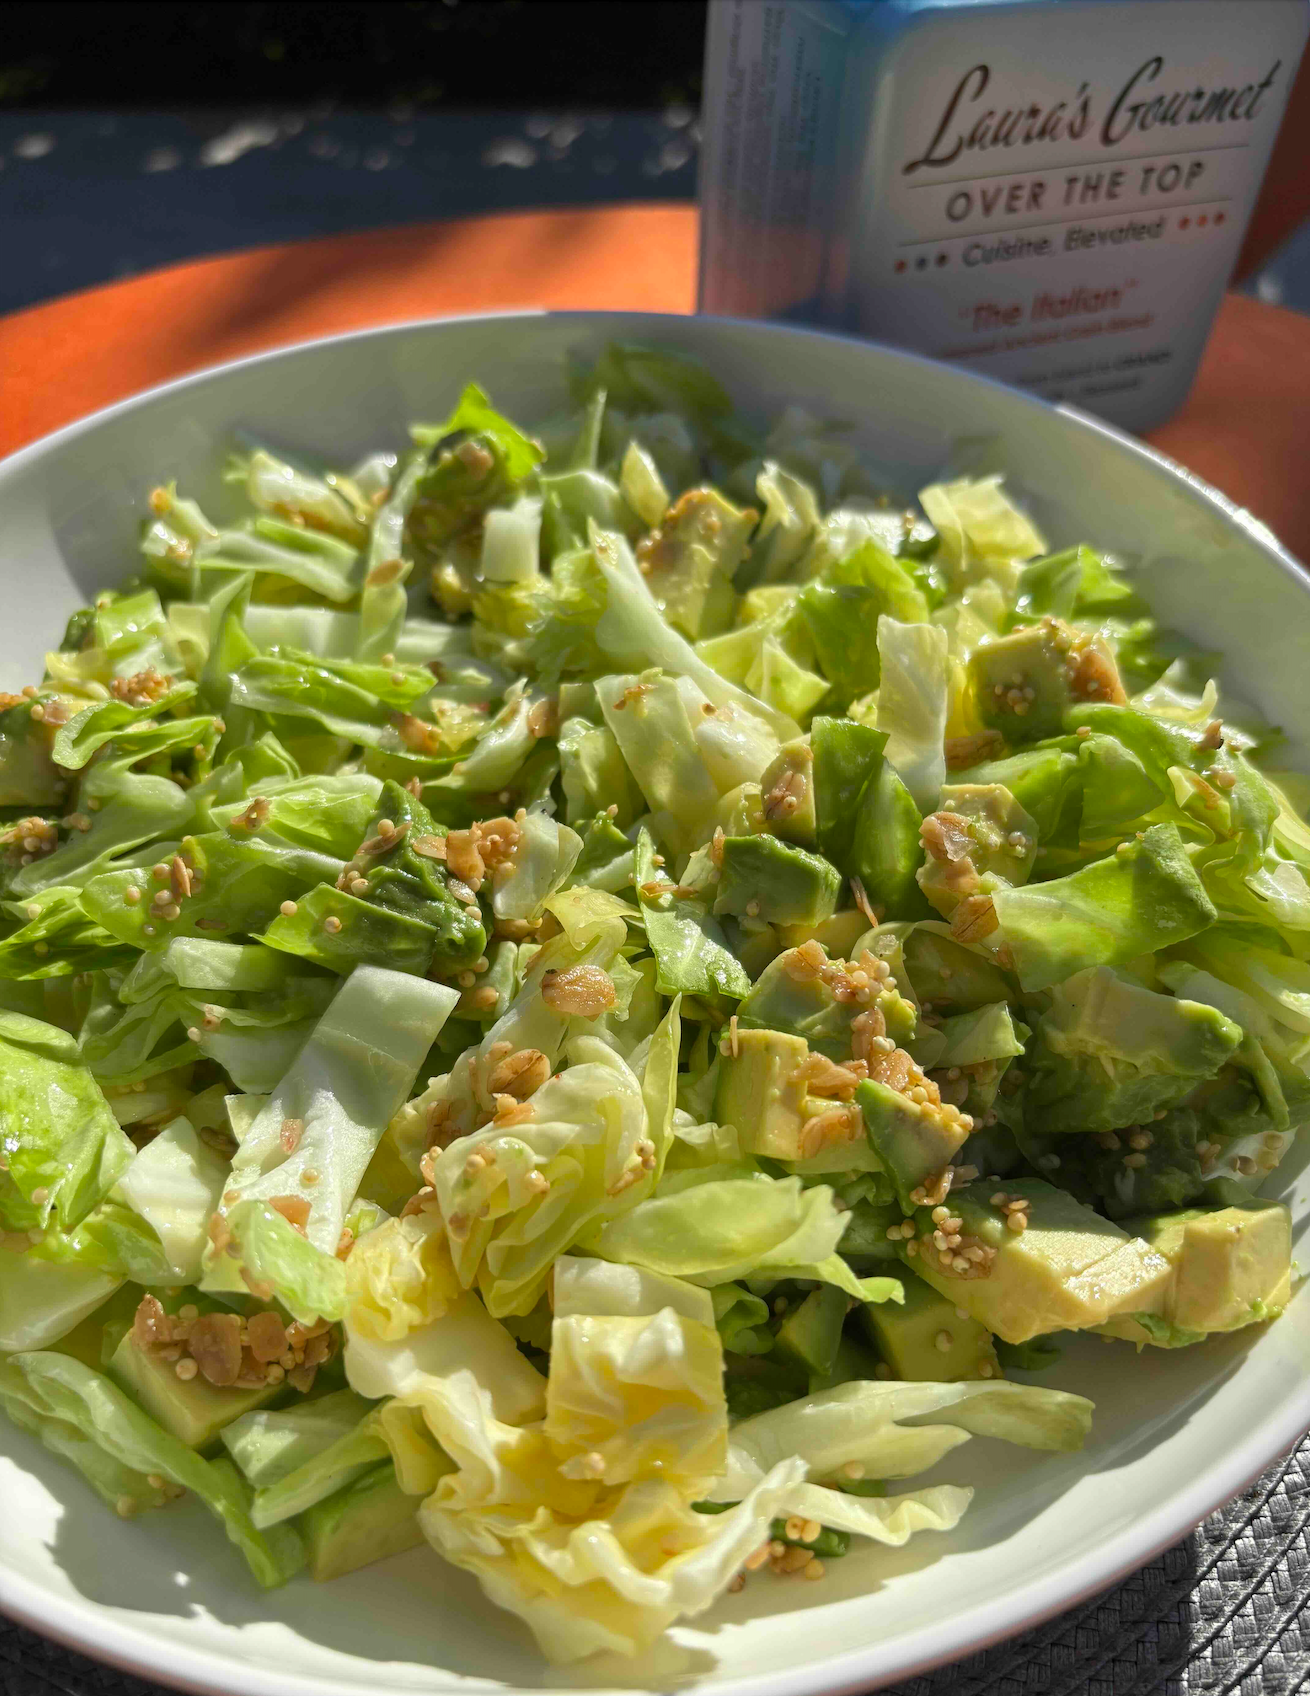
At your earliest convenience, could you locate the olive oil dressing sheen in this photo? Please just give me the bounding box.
[698,0,1308,429]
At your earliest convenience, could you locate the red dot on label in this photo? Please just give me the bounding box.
[1198,214,1209,228]
[1215,211,1226,225]
[895,260,906,273]
[935,252,948,267]
[1179,217,1191,230]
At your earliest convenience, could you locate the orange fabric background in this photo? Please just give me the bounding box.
[1,202,1307,563]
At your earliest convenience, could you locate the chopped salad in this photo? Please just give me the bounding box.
[1,342,1307,1663]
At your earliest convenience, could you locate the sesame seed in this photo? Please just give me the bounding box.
[803,1559,825,1581]
[174,1358,198,1381]
[302,1168,320,1186]
[30,1186,49,1206]
[841,1460,865,1480]
[935,1330,953,1352]
[186,1026,201,1041]
[279,900,298,917]
[324,916,342,933]
[142,924,156,936]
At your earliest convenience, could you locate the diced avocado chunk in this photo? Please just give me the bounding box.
[737,943,917,1060]
[917,783,1038,919]
[716,835,840,928]
[899,926,1013,1011]
[108,1326,280,1450]
[907,1178,1173,1343]
[777,909,871,958]
[931,1003,1027,1121]
[970,618,1124,741]
[715,1028,810,1160]
[760,739,818,846]
[856,1077,971,1212]
[1026,966,1243,1135]
[301,1463,423,1582]
[715,1027,874,1170]
[1099,1199,1291,1345]
[857,1271,1000,1382]
[774,1284,847,1378]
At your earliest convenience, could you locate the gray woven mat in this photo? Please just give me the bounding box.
[5,1434,1310,1696]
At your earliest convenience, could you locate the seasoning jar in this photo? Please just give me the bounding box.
[698,0,1308,430]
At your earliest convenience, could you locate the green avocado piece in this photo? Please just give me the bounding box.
[917,783,1038,920]
[774,1284,848,1378]
[856,1077,972,1212]
[931,1003,1027,1122]
[301,1462,423,1581]
[760,738,818,846]
[716,835,840,928]
[970,618,1125,742]
[1098,1199,1290,1344]
[737,944,918,1060]
[777,909,872,958]
[857,1271,1001,1382]
[905,1177,1173,1344]
[714,1026,875,1170]
[898,926,1014,1011]
[851,759,925,920]
[715,1027,810,1160]
[1025,966,1243,1135]
[108,1318,279,1451]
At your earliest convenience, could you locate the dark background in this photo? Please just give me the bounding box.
[0,2,707,110]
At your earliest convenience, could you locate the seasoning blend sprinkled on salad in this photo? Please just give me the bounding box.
[1,343,1306,1663]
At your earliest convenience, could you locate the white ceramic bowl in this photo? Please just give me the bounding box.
[2,310,1309,1696]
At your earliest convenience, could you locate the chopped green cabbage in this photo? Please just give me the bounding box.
[1,340,1305,1666]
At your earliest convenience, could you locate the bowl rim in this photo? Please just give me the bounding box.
[0,305,1307,1696]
